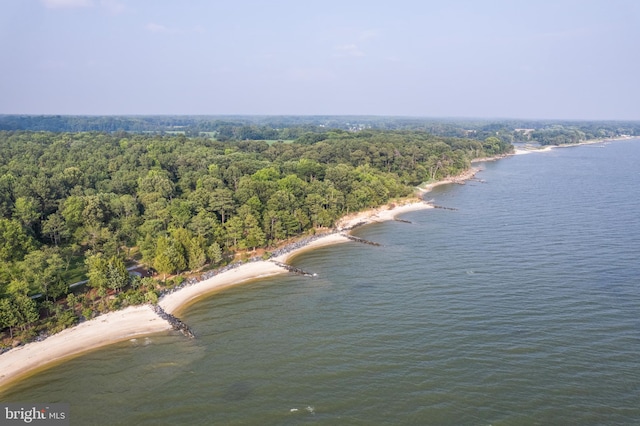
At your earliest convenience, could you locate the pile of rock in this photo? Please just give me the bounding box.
[344,234,382,246]
[150,304,195,339]
[270,261,316,277]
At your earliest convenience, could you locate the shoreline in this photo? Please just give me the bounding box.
[0,306,172,392]
[161,198,436,316]
[272,232,352,264]
[417,167,481,194]
[159,261,288,316]
[0,198,435,391]
[513,135,638,155]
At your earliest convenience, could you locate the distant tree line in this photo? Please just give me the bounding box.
[0,129,511,343]
[524,124,639,145]
[2,115,638,144]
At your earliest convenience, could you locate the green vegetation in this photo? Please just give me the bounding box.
[2,115,639,144]
[0,126,513,346]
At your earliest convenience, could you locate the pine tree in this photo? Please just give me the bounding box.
[207,242,223,266]
[243,213,266,251]
[187,236,206,270]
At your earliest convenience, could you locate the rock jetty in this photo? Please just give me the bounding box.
[428,204,458,211]
[270,261,317,277]
[151,304,195,339]
[344,234,382,246]
[394,218,412,224]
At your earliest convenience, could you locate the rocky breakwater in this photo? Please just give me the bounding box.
[151,304,195,339]
[344,234,382,246]
[427,203,458,211]
[394,218,412,224]
[270,260,317,277]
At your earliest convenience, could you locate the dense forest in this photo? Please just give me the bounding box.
[0,128,511,345]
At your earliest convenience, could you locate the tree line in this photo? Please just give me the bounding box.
[2,115,638,143]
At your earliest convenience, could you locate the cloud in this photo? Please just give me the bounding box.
[144,23,205,35]
[41,0,125,15]
[334,44,365,58]
[41,0,93,8]
[100,0,125,15]
[145,22,170,33]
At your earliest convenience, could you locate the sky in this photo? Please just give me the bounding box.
[1,0,639,120]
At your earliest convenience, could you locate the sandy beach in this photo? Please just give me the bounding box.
[417,168,481,194]
[513,145,554,155]
[272,201,433,263]
[0,199,433,391]
[159,261,288,316]
[159,199,434,316]
[511,136,636,156]
[0,305,171,390]
[336,199,433,229]
[272,233,352,263]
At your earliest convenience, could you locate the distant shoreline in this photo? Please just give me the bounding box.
[512,135,637,156]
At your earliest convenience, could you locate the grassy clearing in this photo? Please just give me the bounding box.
[60,255,87,285]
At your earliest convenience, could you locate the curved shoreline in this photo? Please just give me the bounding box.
[0,199,433,391]
[160,199,436,316]
[159,260,288,316]
[0,305,172,392]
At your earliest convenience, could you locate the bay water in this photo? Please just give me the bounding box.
[2,140,639,425]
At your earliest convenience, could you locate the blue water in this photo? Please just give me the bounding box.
[2,140,639,425]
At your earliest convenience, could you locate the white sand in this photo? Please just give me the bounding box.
[159,261,288,316]
[272,233,352,263]
[0,305,171,390]
[418,168,480,194]
[512,137,624,156]
[514,145,555,155]
[336,200,433,229]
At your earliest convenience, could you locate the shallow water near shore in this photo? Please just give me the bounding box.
[2,140,640,425]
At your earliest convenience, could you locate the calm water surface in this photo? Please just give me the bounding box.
[2,140,639,425]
